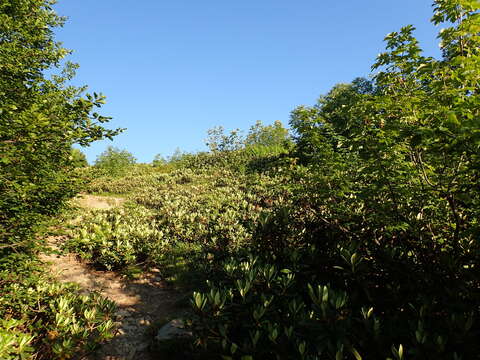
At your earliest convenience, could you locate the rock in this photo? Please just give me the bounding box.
[155,319,192,341]
[139,318,151,326]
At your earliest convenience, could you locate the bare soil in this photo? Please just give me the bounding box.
[75,194,125,210]
[41,195,182,360]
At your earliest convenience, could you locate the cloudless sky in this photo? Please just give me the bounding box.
[53,0,442,163]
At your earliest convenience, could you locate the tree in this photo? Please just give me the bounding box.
[245,120,291,148]
[290,78,375,163]
[205,126,244,152]
[94,146,135,175]
[71,148,88,167]
[0,0,122,252]
[152,153,167,167]
[168,147,188,163]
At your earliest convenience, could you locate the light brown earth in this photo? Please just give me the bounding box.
[75,194,125,210]
[40,195,181,360]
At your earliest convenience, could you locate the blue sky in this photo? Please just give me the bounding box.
[53,0,442,163]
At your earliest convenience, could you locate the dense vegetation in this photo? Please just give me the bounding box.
[1,0,119,358]
[1,0,479,359]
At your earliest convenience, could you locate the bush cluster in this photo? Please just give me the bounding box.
[66,168,290,282]
[186,2,480,359]
[0,256,116,360]
[6,1,478,359]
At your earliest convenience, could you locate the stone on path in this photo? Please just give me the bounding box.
[155,319,192,342]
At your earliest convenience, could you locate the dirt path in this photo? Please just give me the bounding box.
[75,194,125,210]
[41,195,181,360]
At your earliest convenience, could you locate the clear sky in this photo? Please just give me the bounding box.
[53,0,442,163]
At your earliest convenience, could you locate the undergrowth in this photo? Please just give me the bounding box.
[0,254,116,360]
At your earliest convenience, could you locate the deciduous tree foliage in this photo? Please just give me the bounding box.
[245,120,290,148]
[71,148,88,168]
[94,146,136,176]
[290,77,376,162]
[190,1,480,358]
[0,2,120,358]
[0,0,121,252]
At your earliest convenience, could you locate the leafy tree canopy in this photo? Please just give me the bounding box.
[0,0,122,252]
[94,146,136,175]
[205,120,291,155]
[205,126,244,153]
[245,120,291,148]
[71,148,88,168]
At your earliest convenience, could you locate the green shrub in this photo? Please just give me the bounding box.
[0,255,116,360]
[66,167,291,289]
[0,319,34,360]
[188,239,478,359]
[64,206,163,270]
[187,1,480,358]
